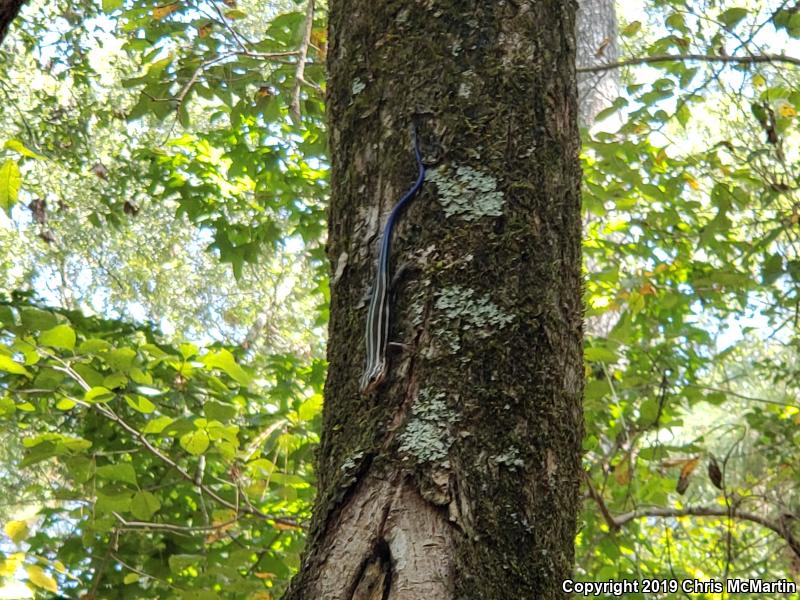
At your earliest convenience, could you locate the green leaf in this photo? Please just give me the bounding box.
[298,394,323,421]
[56,398,77,410]
[85,386,115,403]
[104,372,128,390]
[102,0,123,11]
[179,342,198,359]
[584,347,619,363]
[73,364,104,387]
[621,21,641,36]
[0,160,21,211]
[169,554,204,575]
[97,463,138,485]
[78,338,112,353]
[205,400,237,421]
[201,349,251,385]
[718,7,748,28]
[123,573,140,584]
[20,307,57,331]
[39,324,76,350]
[125,394,156,413]
[129,367,153,385]
[142,415,173,434]
[0,355,31,377]
[131,490,161,520]
[95,491,132,514]
[105,348,136,371]
[180,429,210,455]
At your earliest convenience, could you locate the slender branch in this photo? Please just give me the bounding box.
[290,0,315,122]
[583,470,619,531]
[614,505,800,558]
[110,554,179,590]
[578,53,800,74]
[112,512,238,534]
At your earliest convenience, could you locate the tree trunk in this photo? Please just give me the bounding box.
[0,0,25,46]
[285,1,583,598]
[575,0,619,127]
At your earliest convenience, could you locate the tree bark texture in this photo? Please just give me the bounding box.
[285,1,584,598]
[0,0,25,46]
[575,0,619,127]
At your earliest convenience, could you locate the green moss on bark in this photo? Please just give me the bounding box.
[286,1,583,598]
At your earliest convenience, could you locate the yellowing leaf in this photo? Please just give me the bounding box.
[180,429,210,455]
[777,101,797,118]
[752,74,766,88]
[613,455,631,486]
[0,355,31,377]
[152,2,179,19]
[684,175,700,190]
[26,565,57,593]
[4,520,29,544]
[0,552,24,576]
[4,140,44,160]
[0,160,21,211]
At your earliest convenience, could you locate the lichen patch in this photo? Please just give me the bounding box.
[398,389,458,463]
[428,164,505,220]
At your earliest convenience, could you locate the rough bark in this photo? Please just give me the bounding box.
[285,1,583,598]
[0,0,25,46]
[575,0,619,127]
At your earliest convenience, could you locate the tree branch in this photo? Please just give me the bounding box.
[578,53,800,74]
[614,505,800,558]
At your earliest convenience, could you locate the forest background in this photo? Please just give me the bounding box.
[0,0,799,597]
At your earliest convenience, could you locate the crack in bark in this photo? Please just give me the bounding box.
[350,538,393,600]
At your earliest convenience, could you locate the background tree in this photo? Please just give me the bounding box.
[0,0,25,45]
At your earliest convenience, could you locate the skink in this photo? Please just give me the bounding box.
[360,126,426,394]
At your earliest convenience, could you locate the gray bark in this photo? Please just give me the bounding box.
[576,0,619,127]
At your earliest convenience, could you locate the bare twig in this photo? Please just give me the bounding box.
[112,512,238,534]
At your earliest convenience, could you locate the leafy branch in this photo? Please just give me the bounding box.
[43,350,301,529]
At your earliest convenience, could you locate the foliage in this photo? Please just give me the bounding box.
[580,0,800,591]
[0,0,799,597]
